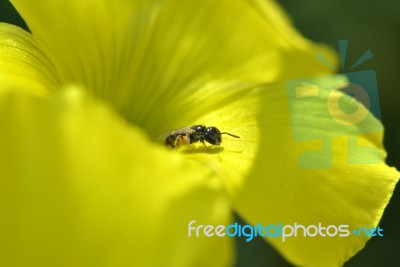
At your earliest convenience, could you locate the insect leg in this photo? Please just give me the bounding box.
[186,133,192,151]
[172,135,183,148]
[200,139,209,150]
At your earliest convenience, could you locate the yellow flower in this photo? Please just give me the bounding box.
[0,0,398,267]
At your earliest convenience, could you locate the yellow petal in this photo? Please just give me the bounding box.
[186,77,399,266]
[11,0,336,135]
[0,23,60,96]
[0,88,232,267]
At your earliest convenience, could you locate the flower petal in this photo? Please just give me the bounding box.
[0,88,232,267]
[11,0,335,134]
[0,23,60,95]
[189,77,399,266]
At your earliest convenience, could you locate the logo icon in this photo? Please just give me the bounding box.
[286,40,382,168]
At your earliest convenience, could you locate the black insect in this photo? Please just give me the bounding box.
[164,125,240,148]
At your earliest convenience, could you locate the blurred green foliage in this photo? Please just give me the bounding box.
[1,0,398,266]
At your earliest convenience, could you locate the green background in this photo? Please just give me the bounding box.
[1,0,399,266]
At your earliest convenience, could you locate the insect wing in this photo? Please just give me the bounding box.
[169,126,197,136]
[160,126,196,141]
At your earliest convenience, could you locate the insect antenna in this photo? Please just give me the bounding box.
[221,132,240,138]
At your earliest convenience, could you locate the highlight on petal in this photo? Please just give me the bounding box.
[178,86,261,197]
[0,88,232,267]
[212,78,398,266]
[11,0,336,135]
[0,23,60,96]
